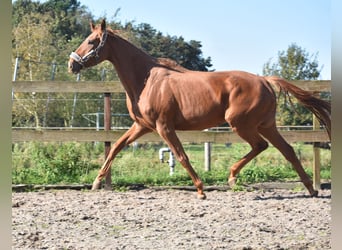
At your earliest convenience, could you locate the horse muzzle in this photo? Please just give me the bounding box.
[68,59,83,74]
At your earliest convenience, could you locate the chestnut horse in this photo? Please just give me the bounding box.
[68,20,330,199]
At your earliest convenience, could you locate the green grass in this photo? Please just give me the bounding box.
[12,141,331,187]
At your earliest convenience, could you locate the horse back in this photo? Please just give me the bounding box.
[138,69,276,130]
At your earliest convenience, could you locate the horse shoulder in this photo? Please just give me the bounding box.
[135,69,173,122]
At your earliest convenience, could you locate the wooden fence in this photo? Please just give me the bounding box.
[12,80,331,188]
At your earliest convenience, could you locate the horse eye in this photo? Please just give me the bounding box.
[88,39,95,45]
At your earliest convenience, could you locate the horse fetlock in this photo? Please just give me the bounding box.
[194,180,203,190]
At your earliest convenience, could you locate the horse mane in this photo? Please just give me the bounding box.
[106,28,116,35]
[105,28,188,73]
[156,58,189,72]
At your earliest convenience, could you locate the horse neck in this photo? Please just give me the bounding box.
[106,35,156,101]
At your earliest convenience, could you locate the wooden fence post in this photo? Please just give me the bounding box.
[312,90,322,190]
[313,113,321,190]
[104,92,112,189]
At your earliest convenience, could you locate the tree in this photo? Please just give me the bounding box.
[13,0,92,41]
[262,43,323,126]
[263,43,321,80]
[12,0,41,27]
[12,12,57,128]
[40,0,92,41]
[13,12,56,80]
[128,23,212,71]
[12,1,99,127]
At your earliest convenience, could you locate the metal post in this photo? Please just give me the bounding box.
[12,57,19,100]
[168,151,175,175]
[204,129,211,171]
[70,73,80,128]
[13,57,19,81]
[204,142,211,171]
[43,63,56,127]
[95,113,100,131]
[159,147,175,175]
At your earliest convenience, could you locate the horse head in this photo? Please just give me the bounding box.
[68,19,108,74]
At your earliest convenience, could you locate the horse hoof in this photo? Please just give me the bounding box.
[228,177,237,188]
[197,193,207,200]
[310,190,319,197]
[91,180,101,190]
[104,184,112,191]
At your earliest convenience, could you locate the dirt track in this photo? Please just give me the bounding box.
[12,187,331,249]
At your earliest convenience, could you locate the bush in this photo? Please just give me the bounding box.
[12,142,102,184]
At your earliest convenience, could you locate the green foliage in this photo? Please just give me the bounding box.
[237,165,297,184]
[129,23,212,71]
[263,43,321,80]
[12,142,102,184]
[12,142,331,187]
[13,12,56,80]
[12,0,92,41]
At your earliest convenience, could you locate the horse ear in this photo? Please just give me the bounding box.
[101,19,106,31]
[90,22,95,32]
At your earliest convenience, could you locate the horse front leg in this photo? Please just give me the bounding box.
[92,122,150,190]
[156,124,206,199]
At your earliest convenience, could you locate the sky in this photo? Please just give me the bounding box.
[80,0,331,79]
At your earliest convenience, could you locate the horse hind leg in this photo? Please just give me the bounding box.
[258,125,318,197]
[228,127,269,187]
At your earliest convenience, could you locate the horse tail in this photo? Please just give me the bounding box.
[264,76,331,140]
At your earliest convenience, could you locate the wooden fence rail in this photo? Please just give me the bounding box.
[11,80,331,144]
[12,128,329,144]
[12,80,331,189]
[12,80,331,93]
